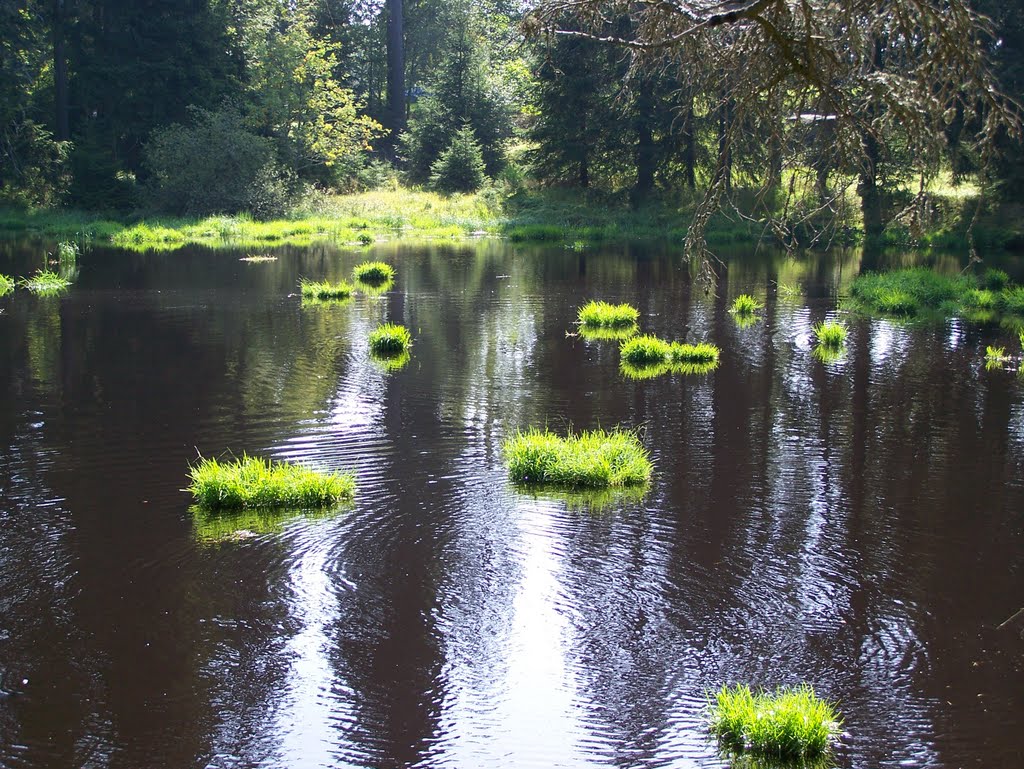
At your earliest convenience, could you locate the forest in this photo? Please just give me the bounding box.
[2,0,1024,253]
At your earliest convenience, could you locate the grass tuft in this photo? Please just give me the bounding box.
[503,427,652,489]
[731,294,761,315]
[670,341,721,364]
[1001,286,1024,315]
[20,270,71,294]
[0,274,14,295]
[985,345,1009,363]
[812,321,847,349]
[188,454,355,511]
[983,268,1010,291]
[368,323,412,355]
[353,261,395,285]
[300,279,353,300]
[578,300,640,329]
[620,334,672,365]
[708,684,842,761]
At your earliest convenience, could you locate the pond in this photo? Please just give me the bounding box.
[0,239,1022,769]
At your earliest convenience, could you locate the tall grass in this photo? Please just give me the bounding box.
[368,323,412,355]
[353,261,396,285]
[188,454,355,510]
[0,274,14,295]
[503,427,652,489]
[577,300,640,329]
[20,270,71,295]
[812,321,847,348]
[708,684,842,761]
[300,279,353,300]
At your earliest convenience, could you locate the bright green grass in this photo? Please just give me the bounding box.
[300,279,353,300]
[1002,286,1024,315]
[708,684,842,761]
[986,345,1009,363]
[850,268,972,317]
[20,270,71,294]
[353,261,395,285]
[0,274,14,295]
[984,268,1010,291]
[670,341,720,364]
[503,427,652,489]
[731,294,761,315]
[620,335,673,365]
[812,321,847,349]
[578,300,640,329]
[188,454,355,511]
[368,323,412,355]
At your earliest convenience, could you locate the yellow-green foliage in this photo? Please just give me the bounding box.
[300,279,353,300]
[503,427,652,489]
[368,323,412,355]
[708,684,842,761]
[731,294,761,315]
[188,454,355,510]
[19,270,71,295]
[578,300,640,329]
[0,274,14,295]
[812,321,847,348]
[670,341,720,364]
[353,260,395,285]
[620,335,673,365]
[620,336,721,376]
[985,345,1009,363]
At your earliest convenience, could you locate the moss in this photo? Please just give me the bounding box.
[503,427,652,489]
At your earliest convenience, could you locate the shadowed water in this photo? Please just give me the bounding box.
[0,240,1022,769]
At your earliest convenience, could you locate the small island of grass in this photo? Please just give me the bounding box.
[300,279,354,300]
[368,323,412,356]
[812,320,847,349]
[731,294,761,315]
[620,335,721,373]
[20,270,71,295]
[578,300,640,330]
[708,684,842,762]
[353,260,395,285]
[0,274,14,296]
[503,427,652,489]
[188,454,355,510]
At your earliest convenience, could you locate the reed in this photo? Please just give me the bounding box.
[353,261,395,285]
[368,323,412,355]
[20,270,71,294]
[578,300,640,329]
[503,427,652,489]
[300,279,353,300]
[812,321,847,348]
[188,454,355,510]
[708,684,842,761]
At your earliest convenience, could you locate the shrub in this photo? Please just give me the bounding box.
[368,323,412,355]
[430,126,488,194]
[188,454,355,510]
[353,261,395,285]
[578,300,640,329]
[143,106,294,217]
[813,321,847,348]
[708,684,842,761]
[503,428,652,488]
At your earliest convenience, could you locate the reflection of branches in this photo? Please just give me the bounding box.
[528,1,1021,283]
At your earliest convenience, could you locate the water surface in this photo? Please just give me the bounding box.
[0,240,1022,769]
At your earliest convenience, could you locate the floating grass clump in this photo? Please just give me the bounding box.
[708,684,842,761]
[368,323,412,355]
[300,279,353,300]
[353,260,395,285]
[503,427,652,489]
[812,321,847,349]
[20,270,71,294]
[850,268,971,316]
[620,334,672,365]
[578,300,640,330]
[0,274,14,295]
[188,454,355,511]
[731,294,761,315]
[670,341,720,364]
[985,345,1010,370]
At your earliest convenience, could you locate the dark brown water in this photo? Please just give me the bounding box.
[0,240,1022,769]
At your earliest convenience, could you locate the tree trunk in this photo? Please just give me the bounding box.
[385,0,405,152]
[54,0,69,141]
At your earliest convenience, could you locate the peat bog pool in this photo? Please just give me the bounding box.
[0,239,1022,769]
